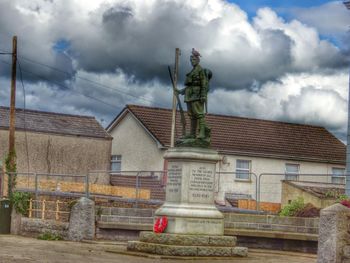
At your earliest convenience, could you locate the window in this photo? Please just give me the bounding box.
[111,155,122,172]
[236,160,251,180]
[285,164,299,181]
[332,167,345,184]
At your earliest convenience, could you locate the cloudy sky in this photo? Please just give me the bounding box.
[0,0,350,141]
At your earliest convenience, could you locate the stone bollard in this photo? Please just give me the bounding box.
[317,203,350,263]
[68,197,95,241]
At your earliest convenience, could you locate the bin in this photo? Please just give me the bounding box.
[0,199,11,234]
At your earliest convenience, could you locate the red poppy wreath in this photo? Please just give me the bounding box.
[153,216,168,233]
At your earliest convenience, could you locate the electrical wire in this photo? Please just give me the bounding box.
[0,48,171,109]
[0,58,118,109]
[18,55,164,105]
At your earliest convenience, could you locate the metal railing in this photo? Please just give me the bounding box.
[1,170,348,213]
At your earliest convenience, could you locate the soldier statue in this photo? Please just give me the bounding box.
[175,48,212,147]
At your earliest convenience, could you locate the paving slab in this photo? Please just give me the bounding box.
[0,234,316,263]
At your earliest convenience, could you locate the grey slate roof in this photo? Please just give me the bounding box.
[0,107,111,139]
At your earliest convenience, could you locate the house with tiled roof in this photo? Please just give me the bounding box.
[0,107,112,183]
[107,104,346,208]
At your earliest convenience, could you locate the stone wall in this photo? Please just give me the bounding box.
[20,218,69,239]
[224,212,319,234]
[98,207,319,235]
[281,181,337,209]
[0,130,111,182]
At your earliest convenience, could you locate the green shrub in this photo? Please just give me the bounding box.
[279,197,305,217]
[11,191,32,216]
[336,194,348,202]
[37,232,63,241]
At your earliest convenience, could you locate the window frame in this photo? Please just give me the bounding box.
[331,167,345,184]
[235,159,251,181]
[285,163,300,181]
[110,155,122,173]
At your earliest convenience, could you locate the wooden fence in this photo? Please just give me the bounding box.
[28,199,70,222]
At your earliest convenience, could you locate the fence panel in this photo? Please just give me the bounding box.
[28,199,70,222]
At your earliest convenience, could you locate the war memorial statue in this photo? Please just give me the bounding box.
[175,48,212,147]
[127,49,247,257]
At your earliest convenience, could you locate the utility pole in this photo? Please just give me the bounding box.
[343,1,350,196]
[170,48,181,147]
[8,36,17,176]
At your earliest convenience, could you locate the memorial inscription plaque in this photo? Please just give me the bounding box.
[166,163,182,202]
[189,165,214,203]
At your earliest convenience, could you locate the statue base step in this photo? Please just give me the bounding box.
[127,231,248,257]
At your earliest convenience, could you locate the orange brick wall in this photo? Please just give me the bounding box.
[238,199,281,213]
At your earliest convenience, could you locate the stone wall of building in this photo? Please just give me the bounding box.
[0,130,111,183]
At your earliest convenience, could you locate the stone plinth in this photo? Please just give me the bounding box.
[155,147,224,235]
[317,203,350,263]
[127,231,247,257]
[127,148,247,258]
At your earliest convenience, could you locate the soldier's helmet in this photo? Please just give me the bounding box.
[191,48,201,58]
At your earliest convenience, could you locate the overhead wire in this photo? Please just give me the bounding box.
[18,55,168,106]
[0,58,118,109]
[0,45,171,109]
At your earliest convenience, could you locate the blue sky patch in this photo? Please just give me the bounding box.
[228,0,341,19]
[53,39,70,53]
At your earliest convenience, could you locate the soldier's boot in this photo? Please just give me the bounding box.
[197,118,206,139]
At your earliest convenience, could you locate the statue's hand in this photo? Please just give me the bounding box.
[176,88,185,95]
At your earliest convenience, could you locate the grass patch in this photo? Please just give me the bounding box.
[37,232,63,241]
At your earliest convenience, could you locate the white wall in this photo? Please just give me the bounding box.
[215,154,345,203]
[109,113,165,173]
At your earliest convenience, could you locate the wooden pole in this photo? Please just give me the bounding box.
[29,199,32,218]
[8,36,17,158]
[42,199,45,220]
[55,200,59,221]
[170,48,181,147]
[8,36,17,196]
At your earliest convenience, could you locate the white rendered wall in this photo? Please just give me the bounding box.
[109,113,165,173]
[215,154,345,203]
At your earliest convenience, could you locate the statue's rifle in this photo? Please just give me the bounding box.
[168,66,186,136]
